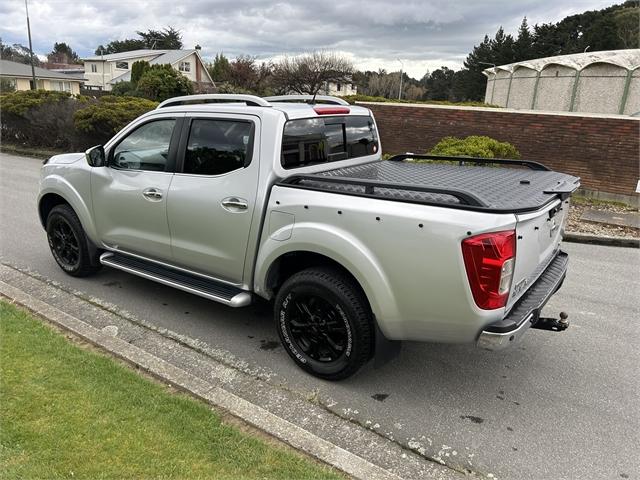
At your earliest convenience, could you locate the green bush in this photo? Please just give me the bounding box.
[429,135,520,159]
[136,64,193,102]
[131,60,151,86]
[0,90,89,148]
[73,96,157,144]
[110,81,139,97]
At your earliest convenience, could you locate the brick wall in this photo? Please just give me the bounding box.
[363,102,640,197]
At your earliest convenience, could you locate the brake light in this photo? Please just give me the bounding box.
[313,106,350,115]
[462,230,516,310]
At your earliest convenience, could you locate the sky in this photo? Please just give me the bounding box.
[0,0,618,79]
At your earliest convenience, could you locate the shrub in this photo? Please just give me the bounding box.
[131,60,151,86]
[110,81,139,97]
[136,64,193,101]
[429,136,520,159]
[73,96,157,144]
[0,90,89,148]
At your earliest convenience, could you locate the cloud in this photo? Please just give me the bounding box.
[1,0,615,78]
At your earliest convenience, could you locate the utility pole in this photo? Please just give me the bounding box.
[24,0,37,89]
[397,58,404,100]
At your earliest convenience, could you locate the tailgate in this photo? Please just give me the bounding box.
[507,198,569,310]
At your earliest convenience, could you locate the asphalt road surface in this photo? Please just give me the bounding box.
[2,152,639,480]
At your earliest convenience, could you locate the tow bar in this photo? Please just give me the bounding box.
[532,312,570,332]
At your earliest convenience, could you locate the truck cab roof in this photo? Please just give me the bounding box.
[150,94,372,120]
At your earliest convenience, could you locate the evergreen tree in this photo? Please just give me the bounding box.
[514,17,534,61]
[207,53,231,82]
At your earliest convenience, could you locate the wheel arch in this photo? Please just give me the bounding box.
[38,178,99,244]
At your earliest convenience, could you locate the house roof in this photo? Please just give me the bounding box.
[483,49,640,76]
[107,50,213,85]
[0,59,86,81]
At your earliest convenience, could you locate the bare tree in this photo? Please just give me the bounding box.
[272,51,354,96]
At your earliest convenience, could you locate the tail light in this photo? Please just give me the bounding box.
[462,230,516,310]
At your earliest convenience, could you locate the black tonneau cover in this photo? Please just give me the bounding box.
[280,155,580,214]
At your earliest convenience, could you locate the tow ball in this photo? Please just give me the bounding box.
[532,312,570,332]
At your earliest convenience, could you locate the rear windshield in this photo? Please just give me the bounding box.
[281,115,378,169]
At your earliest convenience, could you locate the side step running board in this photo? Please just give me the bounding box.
[100,252,251,307]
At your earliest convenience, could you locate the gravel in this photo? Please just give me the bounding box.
[567,198,639,238]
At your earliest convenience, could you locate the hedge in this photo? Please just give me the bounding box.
[429,135,520,159]
[0,90,157,150]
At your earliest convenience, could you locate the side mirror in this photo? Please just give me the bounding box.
[85,145,106,167]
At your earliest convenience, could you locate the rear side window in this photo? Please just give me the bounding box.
[281,116,378,169]
[184,119,253,175]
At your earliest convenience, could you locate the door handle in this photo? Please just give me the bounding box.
[221,197,248,211]
[142,188,163,201]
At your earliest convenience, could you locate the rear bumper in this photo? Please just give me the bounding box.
[477,250,568,351]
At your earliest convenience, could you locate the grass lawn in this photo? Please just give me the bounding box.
[0,301,343,480]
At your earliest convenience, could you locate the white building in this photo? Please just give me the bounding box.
[322,80,357,97]
[82,49,215,91]
[483,49,640,115]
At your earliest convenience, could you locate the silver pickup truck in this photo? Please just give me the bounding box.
[38,94,579,379]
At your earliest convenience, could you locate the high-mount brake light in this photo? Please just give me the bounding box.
[313,106,351,115]
[462,230,516,310]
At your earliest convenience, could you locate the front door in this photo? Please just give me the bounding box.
[167,114,260,284]
[91,116,181,261]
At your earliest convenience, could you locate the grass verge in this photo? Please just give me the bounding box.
[0,300,343,480]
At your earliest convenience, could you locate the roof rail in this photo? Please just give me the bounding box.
[157,94,272,109]
[263,95,350,106]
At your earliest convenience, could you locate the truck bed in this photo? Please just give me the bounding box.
[280,155,580,214]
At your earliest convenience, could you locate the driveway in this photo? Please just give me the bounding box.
[1,151,639,479]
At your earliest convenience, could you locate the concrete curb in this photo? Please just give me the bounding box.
[563,232,639,248]
[0,280,403,480]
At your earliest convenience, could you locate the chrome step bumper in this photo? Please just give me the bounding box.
[100,252,252,307]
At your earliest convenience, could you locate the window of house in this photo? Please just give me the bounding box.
[111,119,177,171]
[184,119,254,175]
[179,61,191,72]
[336,83,342,91]
[115,61,128,69]
[91,64,97,73]
[281,116,378,169]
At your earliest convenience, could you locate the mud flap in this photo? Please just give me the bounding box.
[373,318,402,368]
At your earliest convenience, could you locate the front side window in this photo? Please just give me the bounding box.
[179,61,191,72]
[115,61,128,69]
[184,119,253,175]
[281,115,378,169]
[91,64,97,73]
[111,119,176,171]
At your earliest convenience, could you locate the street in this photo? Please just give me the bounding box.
[1,151,639,479]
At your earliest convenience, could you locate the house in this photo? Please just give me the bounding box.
[0,59,86,94]
[321,80,357,97]
[82,48,215,92]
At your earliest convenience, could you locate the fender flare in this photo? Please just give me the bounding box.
[38,175,100,245]
[254,223,402,338]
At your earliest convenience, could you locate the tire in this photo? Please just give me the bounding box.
[274,266,373,380]
[46,204,101,277]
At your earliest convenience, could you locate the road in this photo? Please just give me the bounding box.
[1,152,639,480]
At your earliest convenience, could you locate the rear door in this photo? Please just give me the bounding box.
[91,115,183,261]
[166,113,260,284]
[507,198,569,308]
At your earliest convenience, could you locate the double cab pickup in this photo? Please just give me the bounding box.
[38,94,579,379]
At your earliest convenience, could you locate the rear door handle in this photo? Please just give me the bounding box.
[142,188,163,201]
[221,197,248,211]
